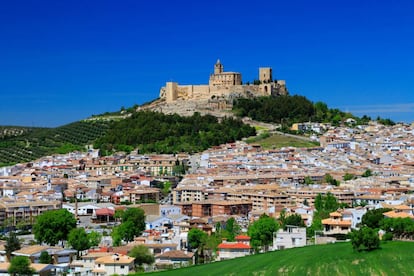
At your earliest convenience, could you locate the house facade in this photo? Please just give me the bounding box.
[217,242,251,260]
[321,211,352,235]
[92,253,135,276]
[273,226,306,250]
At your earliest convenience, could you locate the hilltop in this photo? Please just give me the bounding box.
[0,92,387,167]
[145,241,414,276]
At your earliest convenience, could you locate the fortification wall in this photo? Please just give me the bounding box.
[165,82,177,102]
[191,85,210,99]
[159,62,288,104]
[162,81,288,103]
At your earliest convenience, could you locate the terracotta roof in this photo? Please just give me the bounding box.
[95,253,135,265]
[330,211,342,217]
[156,250,194,259]
[383,210,414,219]
[95,208,115,216]
[321,218,352,226]
[143,243,178,249]
[13,245,50,255]
[218,242,251,249]
[0,263,52,273]
[235,235,250,240]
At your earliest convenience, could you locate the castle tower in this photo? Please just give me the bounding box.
[166,82,178,103]
[259,67,273,83]
[214,59,223,74]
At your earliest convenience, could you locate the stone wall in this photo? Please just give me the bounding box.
[161,82,288,103]
[159,61,288,104]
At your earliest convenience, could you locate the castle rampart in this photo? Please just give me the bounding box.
[160,60,288,103]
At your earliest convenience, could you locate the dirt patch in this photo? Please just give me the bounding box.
[352,259,365,265]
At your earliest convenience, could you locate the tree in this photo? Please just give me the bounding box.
[112,220,136,245]
[304,176,314,185]
[350,226,380,251]
[187,228,207,251]
[308,193,339,238]
[361,208,391,229]
[5,232,21,261]
[8,256,35,276]
[362,169,372,177]
[380,217,414,240]
[68,228,90,257]
[128,244,154,269]
[39,251,52,264]
[314,192,339,217]
[111,226,122,247]
[324,192,339,212]
[343,173,355,181]
[248,214,279,252]
[314,194,324,212]
[33,209,76,246]
[161,181,171,197]
[283,214,306,228]
[121,208,146,237]
[314,101,328,122]
[324,173,340,186]
[112,207,146,245]
[201,234,221,263]
[88,231,102,248]
[307,215,323,238]
[278,209,287,227]
[223,217,240,242]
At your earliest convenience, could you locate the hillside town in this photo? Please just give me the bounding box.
[0,120,413,274]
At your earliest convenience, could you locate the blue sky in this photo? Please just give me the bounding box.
[1,0,413,127]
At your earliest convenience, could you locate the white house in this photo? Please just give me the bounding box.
[342,208,367,228]
[217,242,251,260]
[273,226,306,250]
[92,253,135,276]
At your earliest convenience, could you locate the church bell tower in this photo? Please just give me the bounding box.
[214,59,223,74]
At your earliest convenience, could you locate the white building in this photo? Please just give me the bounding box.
[273,226,306,250]
[92,253,135,276]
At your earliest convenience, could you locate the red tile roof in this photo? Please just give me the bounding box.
[95,208,115,216]
[235,235,250,241]
[218,242,251,249]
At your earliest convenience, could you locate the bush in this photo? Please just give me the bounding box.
[351,227,380,251]
[382,232,393,241]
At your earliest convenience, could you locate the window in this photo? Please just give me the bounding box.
[121,265,125,269]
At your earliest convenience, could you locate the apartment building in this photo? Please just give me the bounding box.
[191,200,252,217]
[0,199,61,226]
[226,191,289,211]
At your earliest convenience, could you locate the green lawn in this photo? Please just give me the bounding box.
[247,132,319,149]
[145,241,414,276]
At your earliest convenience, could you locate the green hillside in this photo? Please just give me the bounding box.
[146,241,414,276]
[0,110,256,166]
[0,120,110,166]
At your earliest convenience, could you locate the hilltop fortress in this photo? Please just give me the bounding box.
[159,60,288,103]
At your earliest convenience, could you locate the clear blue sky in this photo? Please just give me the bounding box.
[1,0,413,127]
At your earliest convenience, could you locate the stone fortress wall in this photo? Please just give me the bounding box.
[159,60,288,103]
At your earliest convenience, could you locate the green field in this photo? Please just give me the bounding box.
[247,132,319,149]
[146,241,414,276]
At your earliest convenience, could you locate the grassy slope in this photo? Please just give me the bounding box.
[147,241,414,276]
[247,132,319,149]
